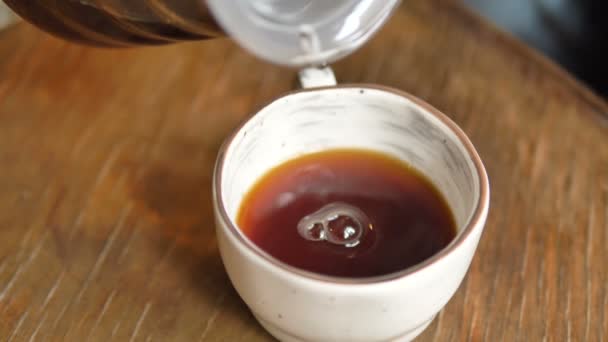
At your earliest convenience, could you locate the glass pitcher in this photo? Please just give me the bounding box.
[3,0,401,67]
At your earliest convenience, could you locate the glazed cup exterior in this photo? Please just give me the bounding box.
[213,85,489,342]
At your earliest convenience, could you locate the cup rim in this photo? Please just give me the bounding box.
[213,84,489,285]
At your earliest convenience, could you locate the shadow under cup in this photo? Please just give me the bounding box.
[214,85,489,342]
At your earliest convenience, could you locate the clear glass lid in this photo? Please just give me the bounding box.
[207,0,401,68]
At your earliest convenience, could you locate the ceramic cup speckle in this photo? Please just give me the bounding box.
[213,84,489,342]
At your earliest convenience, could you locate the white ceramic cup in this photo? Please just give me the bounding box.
[213,81,489,342]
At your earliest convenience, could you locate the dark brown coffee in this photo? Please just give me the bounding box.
[237,149,456,278]
[4,1,220,46]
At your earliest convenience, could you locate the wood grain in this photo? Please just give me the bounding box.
[0,0,606,341]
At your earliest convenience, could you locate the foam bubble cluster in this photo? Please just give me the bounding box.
[297,202,370,248]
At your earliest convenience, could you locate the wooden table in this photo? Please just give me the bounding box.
[0,0,606,340]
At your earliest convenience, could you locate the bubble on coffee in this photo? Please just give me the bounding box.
[297,202,371,248]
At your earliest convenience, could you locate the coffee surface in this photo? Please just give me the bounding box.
[237,149,456,278]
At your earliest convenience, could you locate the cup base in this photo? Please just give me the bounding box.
[253,312,437,342]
